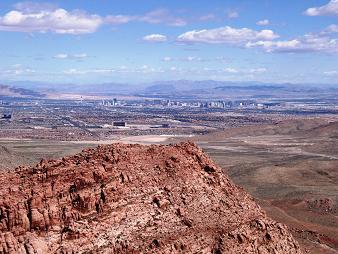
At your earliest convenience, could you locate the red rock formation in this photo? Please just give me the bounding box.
[0,142,302,253]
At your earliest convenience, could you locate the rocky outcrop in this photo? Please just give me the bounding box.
[0,142,302,253]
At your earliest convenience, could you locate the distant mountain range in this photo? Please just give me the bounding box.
[0,84,44,98]
[138,80,338,100]
[4,81,138,94]
[1,80,337,99]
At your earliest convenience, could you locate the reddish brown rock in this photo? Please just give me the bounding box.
[0,142,302,253]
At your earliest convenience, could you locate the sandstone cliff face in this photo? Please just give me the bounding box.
[0,142,302,253]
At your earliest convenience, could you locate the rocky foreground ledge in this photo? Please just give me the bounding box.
[0,142,302,253]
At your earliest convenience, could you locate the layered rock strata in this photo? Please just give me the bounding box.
[0,142,302,253]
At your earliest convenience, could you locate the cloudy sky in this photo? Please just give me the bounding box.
[1,0,338,84]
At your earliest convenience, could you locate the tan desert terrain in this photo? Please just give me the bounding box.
[195,118,338,253]
[0,118,336,253]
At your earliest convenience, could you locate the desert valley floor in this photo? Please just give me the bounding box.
[0,118,337,253]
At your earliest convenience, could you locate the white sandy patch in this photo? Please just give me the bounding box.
[68,134,194,145]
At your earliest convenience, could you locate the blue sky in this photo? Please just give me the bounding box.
[1,0,338,84]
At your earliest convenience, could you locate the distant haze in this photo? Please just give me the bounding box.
[0,80,337,101]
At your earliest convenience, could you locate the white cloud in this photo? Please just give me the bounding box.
[105,15,135,25]
[324,70,338,75]
[182,56,203,61]
[0,4,187,34]
[64,68,86,75]
[54,53,88,59]
[138,65,162,73]
[139,9,186,26]
[246,39,300,52]
[223,67,267,74]
[64,68,117,75]
[162,57,172,61]
[73,53,88,59]
[246,33,338,53]
[0,3,103,34]
[63,65,164,75]
[227,10,239,19]
[177,26,279,44]
[142,34,167,42]
[163,56,229,62]
[14,2,57,12]
[256,19,270,26]
[1,64,36,75]
[249,68,267,73]
[106,8,187,27]
[54,53,68,59]
[321,24,338,34]
[224,68,238,73]
[199,14,216,21]
[304,0,338,16]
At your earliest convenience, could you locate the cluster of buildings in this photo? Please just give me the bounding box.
[192,100,267,109]
[0,100,12,120]
[0,100,9,105]
[1,113,12,120]
[101,98,118,107]
[107,98,269,109]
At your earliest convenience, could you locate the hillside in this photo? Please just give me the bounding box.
[197,118,335,141]
[0,84,44,98]
[195,119,338,253]
[0,146,35,170]
[0,142,301,253]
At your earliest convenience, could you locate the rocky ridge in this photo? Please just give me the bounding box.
[0,142,302,253]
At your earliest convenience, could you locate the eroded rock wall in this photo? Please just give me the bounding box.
[0,142,302,253]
